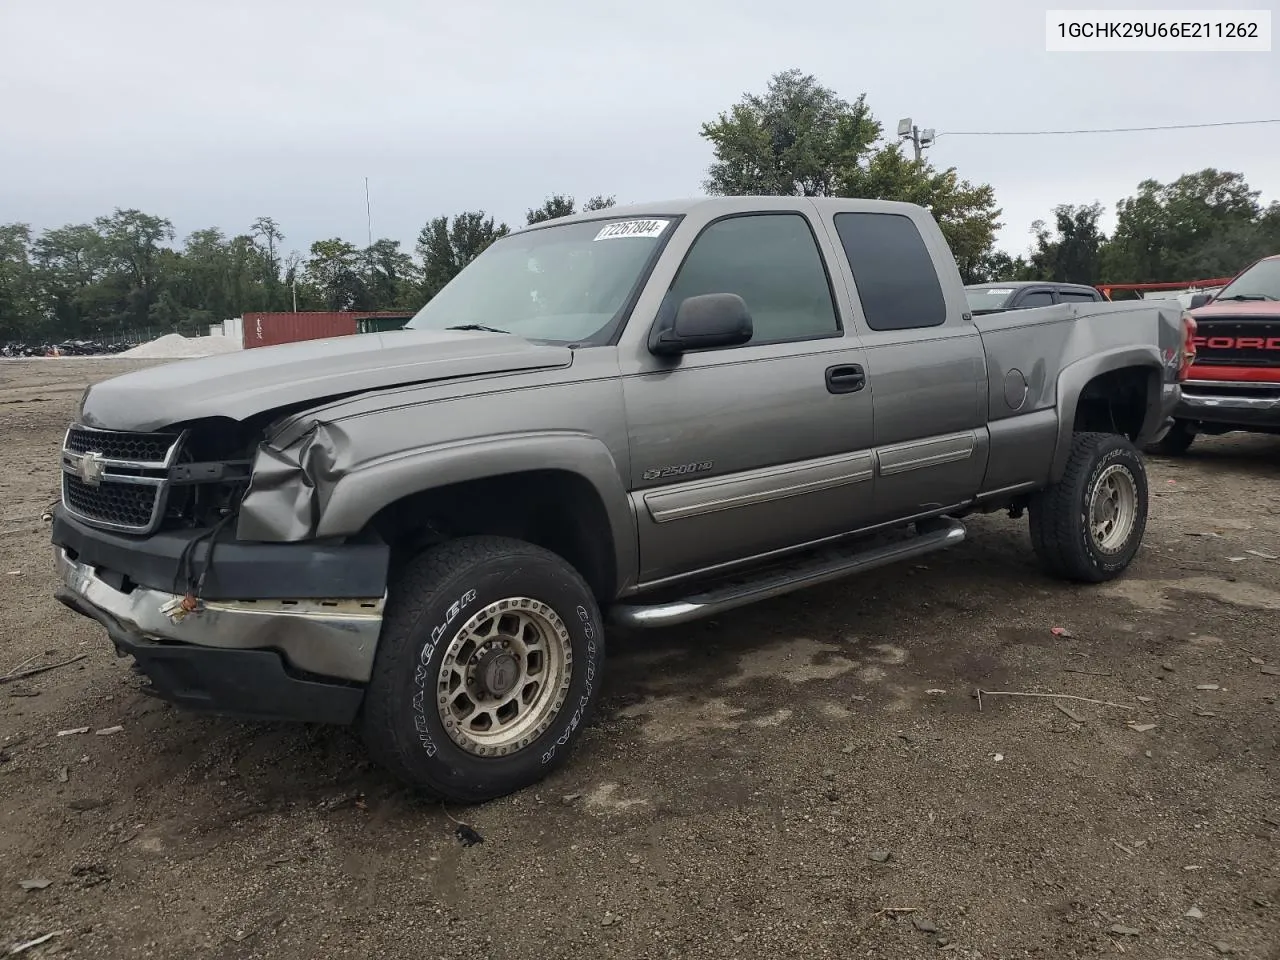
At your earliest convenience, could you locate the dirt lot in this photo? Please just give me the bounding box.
[1,357,1278,960]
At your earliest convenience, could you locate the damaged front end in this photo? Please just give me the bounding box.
[51,412,390,724]
[235,419,354,543]
[60,418,255,537]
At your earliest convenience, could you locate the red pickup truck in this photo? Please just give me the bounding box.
[1152,253,1280,453]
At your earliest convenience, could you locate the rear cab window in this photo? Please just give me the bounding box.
[965,287,1016,313]
[832,213,947,331]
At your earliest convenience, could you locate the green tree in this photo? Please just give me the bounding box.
[305,239,369,310]
[1101,169,1277,282]
[1026,203,1106,284]
[166,227,275,327]
[227,233,273,314]
[364,238,420,309]
[31,223,109,338]
[0,224,40,340]
[700,70,1002,277]
[93,209,176,328]
[527,194,577,225]
[417,211,509,300]
[526,194,617,225]
[176,228,233,319]
[250,216,286,307]
[701,69,880,197]
[967,250,1034,284]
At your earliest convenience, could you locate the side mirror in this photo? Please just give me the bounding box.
[1188,293,1213,309]
[650,293,753,356]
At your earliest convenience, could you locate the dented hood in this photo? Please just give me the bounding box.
[79,329,574,431]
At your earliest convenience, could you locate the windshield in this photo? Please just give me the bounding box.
[1214,257,1280,301]
[964,287,1015,312]
[406,217,674,343]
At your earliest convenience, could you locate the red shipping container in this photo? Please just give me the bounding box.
[241,312,411,349]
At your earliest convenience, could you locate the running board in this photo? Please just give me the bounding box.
[608,516,967,629]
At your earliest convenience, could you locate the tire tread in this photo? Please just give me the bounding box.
[361,535,601,802]
[1029,432,1146,583]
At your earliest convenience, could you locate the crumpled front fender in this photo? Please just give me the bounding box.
[234,417,640,596]
[237,421,352,542]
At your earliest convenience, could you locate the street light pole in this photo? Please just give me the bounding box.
[896,118,936,164]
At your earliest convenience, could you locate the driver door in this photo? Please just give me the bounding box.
[618,207,876,586]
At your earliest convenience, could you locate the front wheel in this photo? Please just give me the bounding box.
[1028,432,1148,583]
[361,536,605,803]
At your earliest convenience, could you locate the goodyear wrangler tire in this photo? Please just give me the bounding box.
[361,535,604,803]
[1028,432,1149,584]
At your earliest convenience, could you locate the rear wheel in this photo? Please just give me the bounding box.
[1145,419,1195,455]
[1029,432,1148,583]
[361,535,605,803]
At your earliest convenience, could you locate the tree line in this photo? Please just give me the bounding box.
[3,68,1277,342]
[1005,170,1280,290]
[0,194,616,342]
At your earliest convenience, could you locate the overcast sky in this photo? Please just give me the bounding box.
[2,0,1276,261]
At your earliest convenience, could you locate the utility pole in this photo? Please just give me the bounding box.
[896,118,936,163]
[365,177,373,249]
[365,177,375,298]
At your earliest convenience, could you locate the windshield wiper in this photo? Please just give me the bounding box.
[445,323,511,334]
[1215,294,1277,302]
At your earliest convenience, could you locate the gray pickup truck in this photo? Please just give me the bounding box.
[52,197,1192,801]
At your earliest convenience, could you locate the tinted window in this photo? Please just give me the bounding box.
[667,213,839,344]
[833,213,947,331]
[1059,290,1100,302]
[1019,291,1054,307]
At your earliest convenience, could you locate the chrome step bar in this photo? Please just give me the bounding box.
[608,516,966,629]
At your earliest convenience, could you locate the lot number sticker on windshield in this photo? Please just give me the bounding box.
[984,289,1014,295]
[594,219,669,241]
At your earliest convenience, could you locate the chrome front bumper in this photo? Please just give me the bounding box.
[1177,379,1280,426]
[54,548,385,683]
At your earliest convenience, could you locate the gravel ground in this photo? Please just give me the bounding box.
[2,357,1278,960]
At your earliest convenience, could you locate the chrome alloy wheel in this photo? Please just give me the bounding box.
[436,597,574,757]
[1088,463,1138,553]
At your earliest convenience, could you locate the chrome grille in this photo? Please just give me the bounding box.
[65,425,180,464]
[1192,317,1280,368]
[63,474,160,530]
[60,425,185,534]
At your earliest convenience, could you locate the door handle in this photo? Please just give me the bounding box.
[825,364,865,394]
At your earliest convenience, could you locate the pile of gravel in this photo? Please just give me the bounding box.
[118,334,242,359]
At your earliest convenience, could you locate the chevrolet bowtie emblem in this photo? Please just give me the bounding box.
[69,451,107,486]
